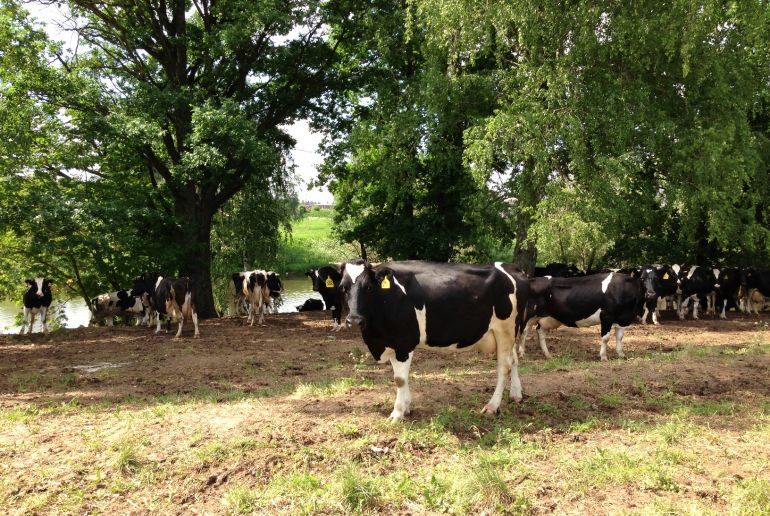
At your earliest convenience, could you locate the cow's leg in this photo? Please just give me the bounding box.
[257,295,266,325]
[192,312,200,338]
[720,299,728,319]
[536,326,552,359]
[155,313,164,334]
[106,317,114,327]
[652,308,660,325]
[483,329,515,414]
[40,307,48,335]
[509,337,523,403]
[706,293,714,315]
[614,324,626,359]
[692,295,700,320]
[19,307,29,335]
[175,314,184,338]
[388,353,413,421]
[641,305,649,324]
[599,320,613,361]
[28,311,36,334]
[678,297,690,320]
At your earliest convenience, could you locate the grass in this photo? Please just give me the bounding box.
[276,208,354,273]
[291,376,374,399]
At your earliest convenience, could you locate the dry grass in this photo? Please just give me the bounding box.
[1,312,770,513]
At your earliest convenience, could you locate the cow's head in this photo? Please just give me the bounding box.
[305,269,319,291]
[25,277,52,298]
[246,271,267,296]
[638,268,659,301]
[342,261,409,329]
[740,268,753,288]
[132,272,160,297]
[266,272,282,294]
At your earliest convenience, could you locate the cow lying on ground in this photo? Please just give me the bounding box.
[132,273,200,338]
[738,286,767,315]
[341,260,529,421]
[20,277,53,335]
[296,298,324,312]
[90,289,144,326]
[521,272,641,361]
[307,266,345,331]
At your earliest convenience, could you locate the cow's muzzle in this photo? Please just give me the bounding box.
[645,292,657,300]
[36,292,44,298]
[346,314,365,327]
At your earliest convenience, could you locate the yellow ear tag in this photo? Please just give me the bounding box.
[381,277,391,289]
[663,273,669,280]
[325,277,334,288]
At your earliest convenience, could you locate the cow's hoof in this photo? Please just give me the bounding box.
[693,316,699,321]
[510,393,523,403]
[194,334,201,339]
[600,355,608,361]
[543,353,553,360]
[388,411,405,422]
[481,403,500,414]
[617,353,627,360]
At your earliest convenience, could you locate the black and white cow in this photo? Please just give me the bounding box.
[132,273,200,338]
[306,266,345,331]
[522,272,641,360]
[638,265,679,324]
[229,271,251,316]
[265,271,283,314]
[676,265,716,320]
[20,277,53,335]
[713,268,741,319]
[296,298,324,312]
[243,270,270,325]
[341,260,529,421]
[90,289,145,326]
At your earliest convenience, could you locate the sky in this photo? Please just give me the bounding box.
[25,2,334,205]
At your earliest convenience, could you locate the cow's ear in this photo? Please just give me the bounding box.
[232,273,242,281]
[117,290,129,300]
[45,279,53,286]
[25,279,34,285]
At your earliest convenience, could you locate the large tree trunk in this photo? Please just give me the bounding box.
[174,193,218,318]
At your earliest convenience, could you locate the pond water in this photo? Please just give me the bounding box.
[0,274,321,334]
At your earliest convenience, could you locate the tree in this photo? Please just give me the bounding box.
[0,0,364,316]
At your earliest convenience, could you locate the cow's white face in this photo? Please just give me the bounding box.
[34,278,45,297]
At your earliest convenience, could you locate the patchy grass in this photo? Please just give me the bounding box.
[2,315,770,513]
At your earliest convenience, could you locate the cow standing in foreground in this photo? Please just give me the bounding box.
[341,260,529,421]
[132,273,200,338]
[306,266,345,331]
[20,278,53,335]
[243,270,270,325]
[265,272,283,314]
[522,272,641,361]
[90,290,145,326]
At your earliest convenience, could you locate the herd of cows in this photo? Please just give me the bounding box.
[15,261,770,420]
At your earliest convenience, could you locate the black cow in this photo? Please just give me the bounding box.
[638,265,679,324]
[742,268,770,297]
[20,277,53,335]
[90,289,145,326]
[132,273,200,338]
[676,265,715,320]
[534,263,585,277]
[713,268,741,319]
[296,298,324,312]
[341,260,529,420]
[522,272,641,360]
[306,266,345,331]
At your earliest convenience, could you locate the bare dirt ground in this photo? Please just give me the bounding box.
[1,310,770,514]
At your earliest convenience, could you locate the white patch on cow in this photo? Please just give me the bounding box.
[687,265,698,279]
[494,262,517,291]
[314,270,319,278]
[391,275,407,295]
[389,352,413,421]
[34,277,44,296]
[345,263,365,284]
[641,305,649,324]
[576,308,602,327]
[672,264,681,274]
[601,273,613,293]
[415,306,427,344]
[615,326,626,358]
[155,275,164,289]
[712,268,720,280]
